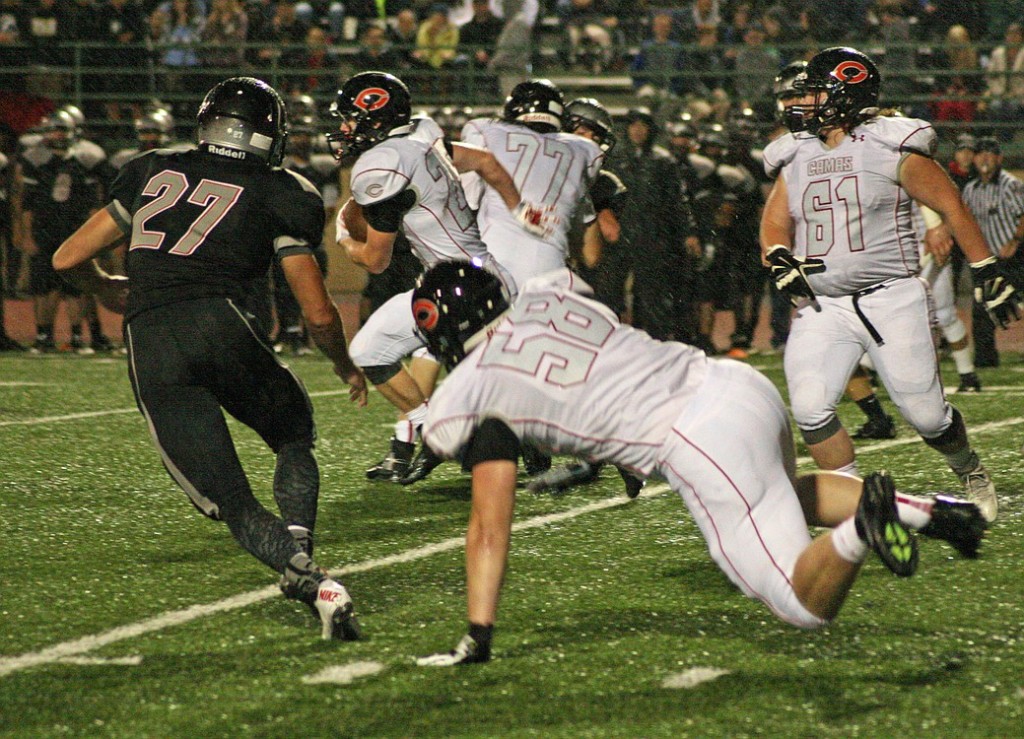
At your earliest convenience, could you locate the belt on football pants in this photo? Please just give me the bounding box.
[851,284,888,346]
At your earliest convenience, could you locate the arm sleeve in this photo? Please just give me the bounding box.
[270,172,326,258]
[363,188,417,233]
[461,417,520,470]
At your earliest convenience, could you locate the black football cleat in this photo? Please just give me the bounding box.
[521,443,552,476]
[366,438,414,482]
[617,466,645,499]
[526,460,601,493]
[399,443,444,485]
[855,471,918,577]
[919,495,985,559]
[852,415,897,440]
[954,372,982,394]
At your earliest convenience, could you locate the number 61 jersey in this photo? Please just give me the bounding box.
[109,148,325,322]
[762,115,937,297]
[423,269,708,477]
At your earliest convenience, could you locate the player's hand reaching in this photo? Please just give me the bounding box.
[416,634,489,667]
[971,257,1022,329]
[766,245,826,307]
[513,201,556,238]
[335,361,368,406]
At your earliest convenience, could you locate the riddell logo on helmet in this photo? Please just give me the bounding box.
[413,299,439,331]
[354,88,390,112]
[832,61,869,84]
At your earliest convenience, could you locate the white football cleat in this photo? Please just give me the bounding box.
[959,463,998,523]
[314,579,361,641]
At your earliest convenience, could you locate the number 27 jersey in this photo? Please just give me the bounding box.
[763,115,936,296]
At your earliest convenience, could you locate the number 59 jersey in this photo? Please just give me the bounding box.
[460,119,603,285]
[109,148,325,321]
[424,269,708,477]
[763,116,937,297]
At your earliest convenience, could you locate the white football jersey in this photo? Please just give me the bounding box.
[763,116,936,296]
[346,116,492,272]
[423,269,708,476]
[460,119,603,286]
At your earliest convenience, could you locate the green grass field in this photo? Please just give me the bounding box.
[1,352,1022,737]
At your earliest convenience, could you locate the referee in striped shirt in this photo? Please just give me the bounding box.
[961,137,1024,367]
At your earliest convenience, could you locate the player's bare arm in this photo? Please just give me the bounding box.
[281,252,367,405]
[450,143,520,211]
[344,225,396,274]
[759,176,793,262]
[52,208,129,314]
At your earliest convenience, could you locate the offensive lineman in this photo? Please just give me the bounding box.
[409,261,984,665]
[329,71,545,484]
[52,77,367,640]
[760,47,1020,523]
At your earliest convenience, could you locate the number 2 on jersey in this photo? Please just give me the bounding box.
[131,170,244,255]
[803,176,866,257]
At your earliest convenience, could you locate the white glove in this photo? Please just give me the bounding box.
[513,201,555,238]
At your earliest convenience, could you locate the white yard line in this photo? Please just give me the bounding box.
[0,485,665,679]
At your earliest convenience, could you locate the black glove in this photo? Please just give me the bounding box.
[971,257,1022,329]
[416,634,490,666]
[766,245,826,306]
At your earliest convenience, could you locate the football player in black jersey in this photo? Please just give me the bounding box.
[52,77,368,641]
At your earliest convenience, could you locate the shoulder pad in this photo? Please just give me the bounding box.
[460,118,489,145]
[20,145,53,169]
[0,152,7,169]
[598,169,626,196]
[110,148,141,170]
[71,139,108,169]
[863,116,937,157]
[409,116,444,146]
[309,153,338,177]
[282,168,321,195]
[351,145,410,206]
[520,267,594,296]
[716,164,756,192]
[650,144,675,162]
[688,152,716,180]
[762,133,805,178]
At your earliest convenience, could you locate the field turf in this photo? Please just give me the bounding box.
[1,351,1022,737]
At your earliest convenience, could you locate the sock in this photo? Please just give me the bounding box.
[287,525,314,557]
[831,518,868,564]
[37,325,53,342]
[394,402,429,443]
[283,551,326,603]
[855,395,888,423]
[834,460,859,477]
[468,622,493,659]
[71,325,84,341]
[895,492,933,530]
[89,319,103,341]
[946,448,979,477]
[951,347,974,375]
[393,419,416,444]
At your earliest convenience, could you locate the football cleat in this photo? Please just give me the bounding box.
[314,579,361,641]
[526,460,601,494]
[954,372,982,394]
[70,337,96,355]
[852,415,896,440]
[90,335,115,352]
[919,495,985,558]
[855,471,918,577]
[399,443,443,485]
[617,466,645,499]
[521,443,552,477]
[366,438,415,482]
[0,334,26,352]
[958,462,997,523]
[416,634,489,666]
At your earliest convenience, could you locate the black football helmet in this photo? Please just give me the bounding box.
[774,60,808,132]
[135,108,175,150]
[411,260,510,370]
[197,76,288,166]
[503,79,564,133]
[327,71,411,160]
[42,109,78,153]
[791,47,881,135]
[563,97,616,153]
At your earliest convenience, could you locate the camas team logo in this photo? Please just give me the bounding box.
[831,61,869,85]
[353,88,391,112]
[413,298,440,331]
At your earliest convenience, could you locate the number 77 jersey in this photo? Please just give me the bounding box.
[109,148,325,321]
[762,115,937,297]
[460,119,603,286]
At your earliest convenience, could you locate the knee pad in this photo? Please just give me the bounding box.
[901,395,952,438]
[363,362,403,385]
[942,317,967,345]
[788,379,836,434]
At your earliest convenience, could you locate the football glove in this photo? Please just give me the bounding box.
[971,257,1022,329]
[513,201,556,238]
[766,245,826,307]
[416,634,490,667]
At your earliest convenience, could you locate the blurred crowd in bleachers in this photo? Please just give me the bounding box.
[0,0,1022,150]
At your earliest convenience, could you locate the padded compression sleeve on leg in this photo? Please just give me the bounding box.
[274,440,320,533]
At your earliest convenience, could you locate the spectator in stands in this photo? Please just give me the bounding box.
[202,0,249,73]
[291,26,339,93]
[0,0,28,93]
[352,22,403,72]
[414,3,460,70]
[689,24,724,97]
[389,9,421,67]
[294,1,344,39]
[875,1,917,104]
[811,0,868,43]
[918,0,985,43]
[25,0,68,69]
[983,22,1024,143]
[562,0,615,73]
[686,0,720,38]
[97,0,149,126]
[929,24,983,133]
[732,22,780,111]
[155,0,205,100]
[459,0,503,68]
[720,1,752,48]
[487,0,535,83]
[631,13,686,98]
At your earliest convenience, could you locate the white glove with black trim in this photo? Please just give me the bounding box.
[416,634,489,667]
[513,201,555,238]
[971,256,1022,329]
[766,244,826,306]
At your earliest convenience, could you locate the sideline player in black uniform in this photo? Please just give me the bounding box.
[52,77,368,641]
